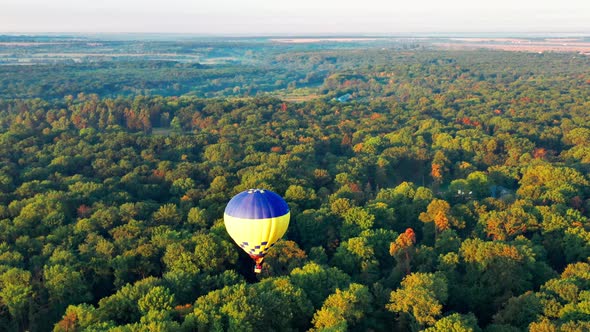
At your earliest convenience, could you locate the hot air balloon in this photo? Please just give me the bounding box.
[224,189,290,273]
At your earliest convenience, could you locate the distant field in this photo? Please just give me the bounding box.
[279,94,321,102]
[437,38,590,54]
[271,38,379,43]
[33,53,195,57]
[0,42,70,46]
[271,87,322,102]
[151,128,176,136]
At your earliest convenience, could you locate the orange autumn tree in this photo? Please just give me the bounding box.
[431,151,450,186]
[390,228,416,275]
[419,199,453,243]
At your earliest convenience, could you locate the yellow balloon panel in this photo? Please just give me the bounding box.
[223,212,290,256]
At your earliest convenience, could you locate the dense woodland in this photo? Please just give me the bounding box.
[0,42,590,331]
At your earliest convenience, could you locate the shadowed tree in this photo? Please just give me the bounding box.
[455,238,548,324]
[260,240,307,278]
[97,277,161,325]
[289,262,351,309]
[492,291,542,330]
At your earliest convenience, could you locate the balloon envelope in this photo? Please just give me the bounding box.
[224,189,290,260]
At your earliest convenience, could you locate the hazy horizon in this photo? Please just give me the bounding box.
[2,0,589,35]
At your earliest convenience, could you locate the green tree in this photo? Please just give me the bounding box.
[518,164,588,205]
[137,286,175,314]
[294,208,337,250]
[332,236,380,283]
[44,264,91,309]
[152,204,181,224]
[285,184,318,210]
[341,206,375,240]
[456,238,543,324]
[310,283,372,331]
[387,272,448,328]
[53,304,104,332]
[0,268,32,326]
[192,233,238,273]
[290,262,351,308]
[97,277,161,324]
[183,278,312,332]
[424,313,481,332]
[187,207,209,229]
[533,262,590,328]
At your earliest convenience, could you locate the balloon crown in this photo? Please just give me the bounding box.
[247,189,267,194]
[225,189,289,219]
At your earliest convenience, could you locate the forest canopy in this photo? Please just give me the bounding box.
[0,38,589,331]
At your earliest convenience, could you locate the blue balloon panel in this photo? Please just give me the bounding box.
[224,189,289,219]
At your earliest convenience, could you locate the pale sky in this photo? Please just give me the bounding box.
[1,0,589,34]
